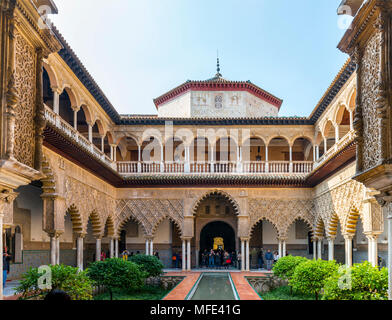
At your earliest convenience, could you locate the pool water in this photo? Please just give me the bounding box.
[189,273,237,300]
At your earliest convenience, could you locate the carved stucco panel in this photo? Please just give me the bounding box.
[13,30,36,167]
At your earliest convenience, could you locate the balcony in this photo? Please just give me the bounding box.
[44,105,115,169]
[116,160,314,175]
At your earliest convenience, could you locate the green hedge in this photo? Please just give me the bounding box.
[129,254,164,278]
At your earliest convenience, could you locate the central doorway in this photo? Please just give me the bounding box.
[200,221,235,253]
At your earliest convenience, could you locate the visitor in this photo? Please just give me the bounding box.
[208,249,215,268]
[2,246,11,289]
[224,251,231,270]
[231,251,237,268]
[100,250,106,261]
[154,251,160,260]
[172,252,177,268]
[121,249,129,261]
[273,251,280,265]
[257,249,264,270]
[215,251,221,269]
[265,249,273,271]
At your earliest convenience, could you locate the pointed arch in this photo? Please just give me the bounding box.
[116,215,148,239]
[151,215,183,237]
[66,204,84,234]
[191,190,240,216]
[283,216,313,239]
[103,215,115,238]
[86,210,103,238]
[313,216,326,240]
[42,61,59,89]
[62,85,79,108]
[249,217,280,238]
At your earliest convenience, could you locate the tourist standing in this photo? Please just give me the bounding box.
[172,252,177,268]
[208,250,215,268]
[273,251,280,264]
[100,250,106,261]
[121,249,129,261]
[3,247,11,289]
[265,249,274,271]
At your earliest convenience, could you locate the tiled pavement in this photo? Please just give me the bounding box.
[162,271,266,300]
[163,272,201,300]
[3,281,21,300]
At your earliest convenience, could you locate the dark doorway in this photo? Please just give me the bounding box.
[200,221,235,252]
[119,230,126,253]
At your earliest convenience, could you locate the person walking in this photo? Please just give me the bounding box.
[208,249,215,268]
[100,250,106,261]
[265,249,274,271]
[273,251,280,265]
[121,249,129,261]
[3,247,11,289]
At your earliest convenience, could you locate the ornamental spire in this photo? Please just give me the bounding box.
[216,50,222,78]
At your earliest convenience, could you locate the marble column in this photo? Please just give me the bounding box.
[187,240,191,271]
[73,109,78,131]
[344,236,353,267]
[76,236,84,271]
[246,240,250,271]
[88,124,93,143]
[317,240,322,260]
[282,240,286,257]
[328,238,334,261]
[110,238,114,258]
[115,239,119,258]
[50,236,56,265]
[150,240,153,256]
[278,239,282,258]
[241,240,245,271]
[145,239,149,255]
[182,240,186,271]
[53,90,60,114]
[56,237,60,265]
[313,240,317,260]
[96,238,101,262]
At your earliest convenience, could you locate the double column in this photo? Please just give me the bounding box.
[240,238,250,271]
[313,237,324,260]
[76,233,86,271]
[145,237,154,256]
[109,238,119,258]
[181,238,192,271]
[49,232,62,265]
[365,233,380,267]
[278,238,287,258]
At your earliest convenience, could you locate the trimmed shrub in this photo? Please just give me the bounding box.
[16,264,93,300]
[129,254,164,278]
[290,259,338,300]
[322,261,388,300]
[87,258,147,300]
[273,255,308,281]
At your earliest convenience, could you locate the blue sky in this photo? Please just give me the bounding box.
[51,0,351,117]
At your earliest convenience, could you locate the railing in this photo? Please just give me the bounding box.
[116,160,313,175]
[314,130,355,169]
[44,105,115,169]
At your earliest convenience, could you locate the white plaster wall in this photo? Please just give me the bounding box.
[16,185,49,243]
[125,219,172,244]
[285,223,309,245]
[157,91,191,118]
[262,221,279,244]
[157,90,278,118]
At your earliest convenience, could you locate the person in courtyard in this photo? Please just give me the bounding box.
[215,250,221,269]
[257,249,264,270]
[265,249,273,271]
[3,246,11,289]
[154,251,160,260]
[208,249,215,268]
[121,249,129,261]
[100,250,106,261]
[172,252,177,268]
[273,251,280,264]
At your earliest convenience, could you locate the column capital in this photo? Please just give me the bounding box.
[75,232,87,239]
[343,234,354,241]
[181,236,192,241]
[240,237,250,242]
[364,232,382,240]
[51,86,63,95]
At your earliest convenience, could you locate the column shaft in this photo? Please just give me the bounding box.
[313,240,317,260]
[345,237,353,267]
[150,240,154,256]
[50,236,56,265]
[182,240,186,271]
[328,239,334,261]
[241,240,245,271]
[56,237,60,265]
[187,240,191,271]
[282,240,286,257]
[77,236,84,271]
[317,240,322,260]
[246,240,250,271]
[110,239,114,258]
[145,240,149,255]
[96,239,101,262]
[115,239,119,258]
